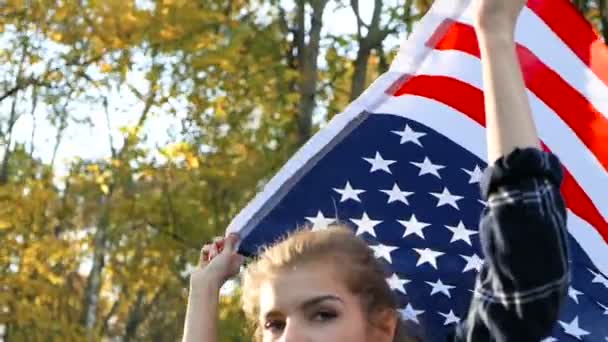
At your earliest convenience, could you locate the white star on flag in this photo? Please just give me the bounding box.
[398,214,431,239]
[559,316,590,340]
[568,286,584,304]
[598,301,608,315]
[438,310,460,325]
[370,244,399,263]
[363,151,396,174]
[414,248,444,269]
[462,165,484,184]
[392,124,426,146]
[460,253,484,273]
[430,187,464,209]
[426,279,456,298]
[588,268,608,288]
[445,221,478,246]
[333,181,365,202]
[350,212,382,237]
[380,183,414,205]
[399,303,424,324]
[305,211,335,231]
[411,157,445,178]
[540,337,557,342]
[386,273,410,294]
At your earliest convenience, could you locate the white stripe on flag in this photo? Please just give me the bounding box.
[568,211,608,276]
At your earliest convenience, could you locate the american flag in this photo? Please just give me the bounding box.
[227,0,608,340]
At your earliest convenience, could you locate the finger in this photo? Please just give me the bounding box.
[224,233,240,252]
[204,243,219,261]
[212,236,225,253]
[211,242,220,255]
[214,240,225,253]
[200,245,212,265]
[207,250,218,262]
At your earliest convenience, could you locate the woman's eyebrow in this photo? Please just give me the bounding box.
[300,295,343,310]
[261,295,344,319]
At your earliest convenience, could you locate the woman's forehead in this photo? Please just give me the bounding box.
[257,264,353,315]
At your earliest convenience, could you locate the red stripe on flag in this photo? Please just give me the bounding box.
[431,22,608,173]
[527,0,608,87]
[393,74,608,244]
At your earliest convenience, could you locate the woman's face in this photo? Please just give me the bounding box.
[257,262,395,342]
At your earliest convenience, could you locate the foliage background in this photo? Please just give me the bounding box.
[1,0,606,340]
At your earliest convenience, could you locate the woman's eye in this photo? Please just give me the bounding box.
[312,311,337,321]
[264,320,285,332]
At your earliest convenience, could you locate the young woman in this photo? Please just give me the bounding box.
[183,0,570,341]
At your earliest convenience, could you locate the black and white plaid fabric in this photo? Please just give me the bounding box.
[453,148,570,341]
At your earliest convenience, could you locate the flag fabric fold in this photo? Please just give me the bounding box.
[227,0,608,340]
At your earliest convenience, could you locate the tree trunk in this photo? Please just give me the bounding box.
[0,96,20,184]
[572,0,589,12]
[349,0,383,101]
[0,39,28,185]
[0,145,11,185]
[350,43,373,101]
[295,0,328,146]
[81,204,109,339]
[123,290,145,342]
[600,0,608,44]
[123,284,166,341]
[80,70,157,339]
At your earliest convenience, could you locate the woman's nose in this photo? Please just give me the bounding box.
[280,319,307,342]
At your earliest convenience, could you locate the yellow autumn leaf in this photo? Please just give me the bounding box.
[100,184,110,194]
[95,175,105,184]
[111,159,121,168]
[54,7,68,21]
[186,154,200,169]
[47,273,64,285]
[91,36,105,55]
[123,12,138,25]
[159,26,178,41]
[100,63,113,73]
[87,164,100,173]
[0,220,11,230]
[50,31,63,42]
[47,70,63,81]
[163,142,190,158]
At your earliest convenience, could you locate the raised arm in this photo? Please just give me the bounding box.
[474,0,541,163]
[182,234,243,342]
[451,1,570,341]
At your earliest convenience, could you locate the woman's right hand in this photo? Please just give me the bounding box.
[191,234,244,293]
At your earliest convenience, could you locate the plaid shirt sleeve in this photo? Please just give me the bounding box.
[452,148,570,342]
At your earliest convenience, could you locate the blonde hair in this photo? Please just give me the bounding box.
[241,225,420,342]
